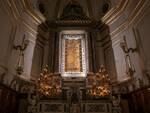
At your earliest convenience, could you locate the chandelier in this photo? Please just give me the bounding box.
[37,65,62,97]
[87,66,111,97]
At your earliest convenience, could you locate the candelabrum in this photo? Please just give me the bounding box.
[120,37,136,78]
[37,65,62,97]
[87,65,111,97]
[13,35,29,75]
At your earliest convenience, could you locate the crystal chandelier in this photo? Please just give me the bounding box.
[37,65,62,97]
[87,66,111,97]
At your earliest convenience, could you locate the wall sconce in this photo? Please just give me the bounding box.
[120,37,137,53]
[14,35,29,75]
[120,37,136,78]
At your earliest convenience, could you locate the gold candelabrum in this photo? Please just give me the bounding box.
[120,37,136,78]
[37,65,62,97]
[86,66,111,97]
[14,35,29,75]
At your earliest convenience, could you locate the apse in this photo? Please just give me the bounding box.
[0,0,150,113]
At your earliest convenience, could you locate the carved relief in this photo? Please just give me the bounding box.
[86,104,106,112]
[44,104,63,112]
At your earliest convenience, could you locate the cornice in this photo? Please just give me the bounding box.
[21,0,46,24]
[99,0,149,42]
[22,20,37,34]
[10,0,21,19]
[2,0,49,41]
[101,0,129,25]
[110,0,148,39]
[20,0,49,37]
[22,20,48,42]
[0,0,19,21]
[55,20,92,25]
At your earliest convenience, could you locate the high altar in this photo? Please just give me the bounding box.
[27,1,121,113]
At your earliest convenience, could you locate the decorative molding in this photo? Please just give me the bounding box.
[0,0,43,42]
[102,0,129,25]
[5,0,19,20]
[0,0,17,22]
[85,103,111,113]
[26,32,37,44]
[21,0,46,24]
[22,21,37,36]
[10,0,21,19]
[110,0,149,39]
[59,31,88,78]
[99,0,149,42]
[3,0,47,32]
[38,103,64,113]
[23,20,48,42]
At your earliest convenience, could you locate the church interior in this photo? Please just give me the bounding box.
[0,0,150,113]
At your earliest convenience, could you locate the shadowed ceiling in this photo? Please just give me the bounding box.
[31,0,113,21]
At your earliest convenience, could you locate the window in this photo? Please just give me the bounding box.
[59,30,88,77]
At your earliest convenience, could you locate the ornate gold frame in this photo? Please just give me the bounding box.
[59,30,88,77]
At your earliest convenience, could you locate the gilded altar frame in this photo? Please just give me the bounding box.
[59,30,89,77]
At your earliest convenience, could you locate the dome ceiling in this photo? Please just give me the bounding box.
[34,0,112,21]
